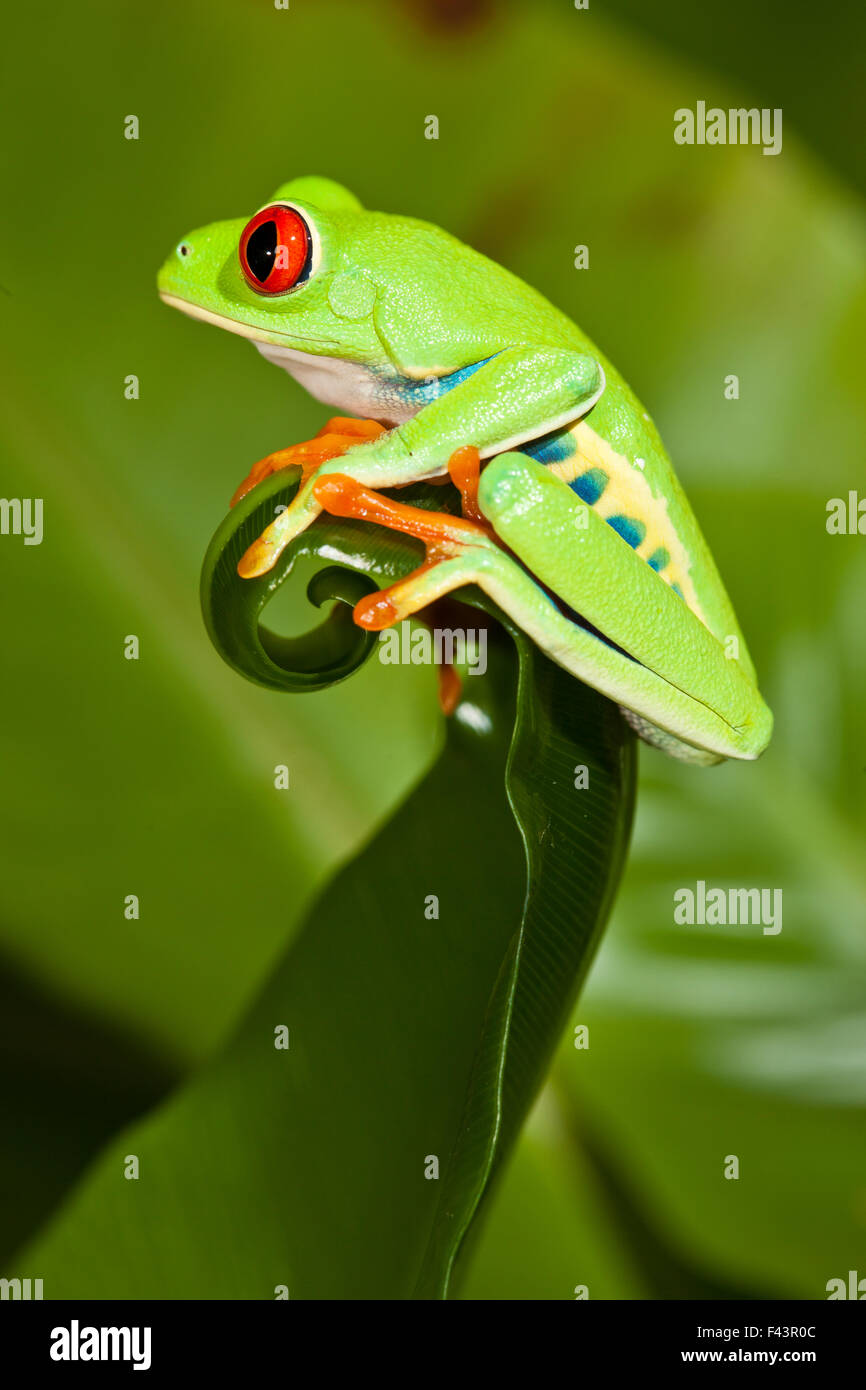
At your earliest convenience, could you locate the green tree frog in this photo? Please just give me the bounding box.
[158,176,772,765]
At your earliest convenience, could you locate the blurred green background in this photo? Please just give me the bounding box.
[1,0,864,1297]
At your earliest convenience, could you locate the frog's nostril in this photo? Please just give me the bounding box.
[177,241,192,260]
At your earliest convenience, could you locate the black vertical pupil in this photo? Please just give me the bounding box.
[246,220,278,282]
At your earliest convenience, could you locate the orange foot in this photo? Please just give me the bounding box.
[313,446,492,716]
[229,416,386,508]
[447,444,487,525]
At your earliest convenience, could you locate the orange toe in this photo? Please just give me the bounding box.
[230,417,386,509]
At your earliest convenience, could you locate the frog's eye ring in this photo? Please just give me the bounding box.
[239,204,313,294]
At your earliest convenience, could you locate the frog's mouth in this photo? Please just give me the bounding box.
[158,293,261,338]
[159,292,326,349]
[159,292,349,358]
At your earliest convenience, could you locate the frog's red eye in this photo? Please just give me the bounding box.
[239,204,312,294]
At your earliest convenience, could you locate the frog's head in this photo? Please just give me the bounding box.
[159,175,549,378]
[158,176,389,366]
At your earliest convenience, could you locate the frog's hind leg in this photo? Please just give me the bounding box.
[475,452,773,762]
[314,450,771,761]
[311,468,498,633]
[312,444,495,630]
[313,464,507,715]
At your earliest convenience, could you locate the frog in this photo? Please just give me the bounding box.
[158,175,772,765]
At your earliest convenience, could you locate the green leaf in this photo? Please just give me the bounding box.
[13,482,635,1298]
[0,956,178,1268]
[199,468,381,692]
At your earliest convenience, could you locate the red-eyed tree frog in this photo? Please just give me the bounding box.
[158,176,772,765]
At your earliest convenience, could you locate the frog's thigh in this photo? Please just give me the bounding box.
[477,452,772,761]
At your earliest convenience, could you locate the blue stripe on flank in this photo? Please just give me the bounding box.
[522,426,577,465]
[570,466,608,504]
[607,514,646,549]
[648,546,670,572]
[435,357,492,390]
[671,581,684,599]
[383,355,494,406]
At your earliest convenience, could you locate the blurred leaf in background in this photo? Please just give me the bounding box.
[1,0,864,1295]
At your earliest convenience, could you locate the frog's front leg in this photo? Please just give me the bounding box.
[237,347,603,577]
[229,416,386,507]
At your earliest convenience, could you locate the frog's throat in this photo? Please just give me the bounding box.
[160,291,411,422]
